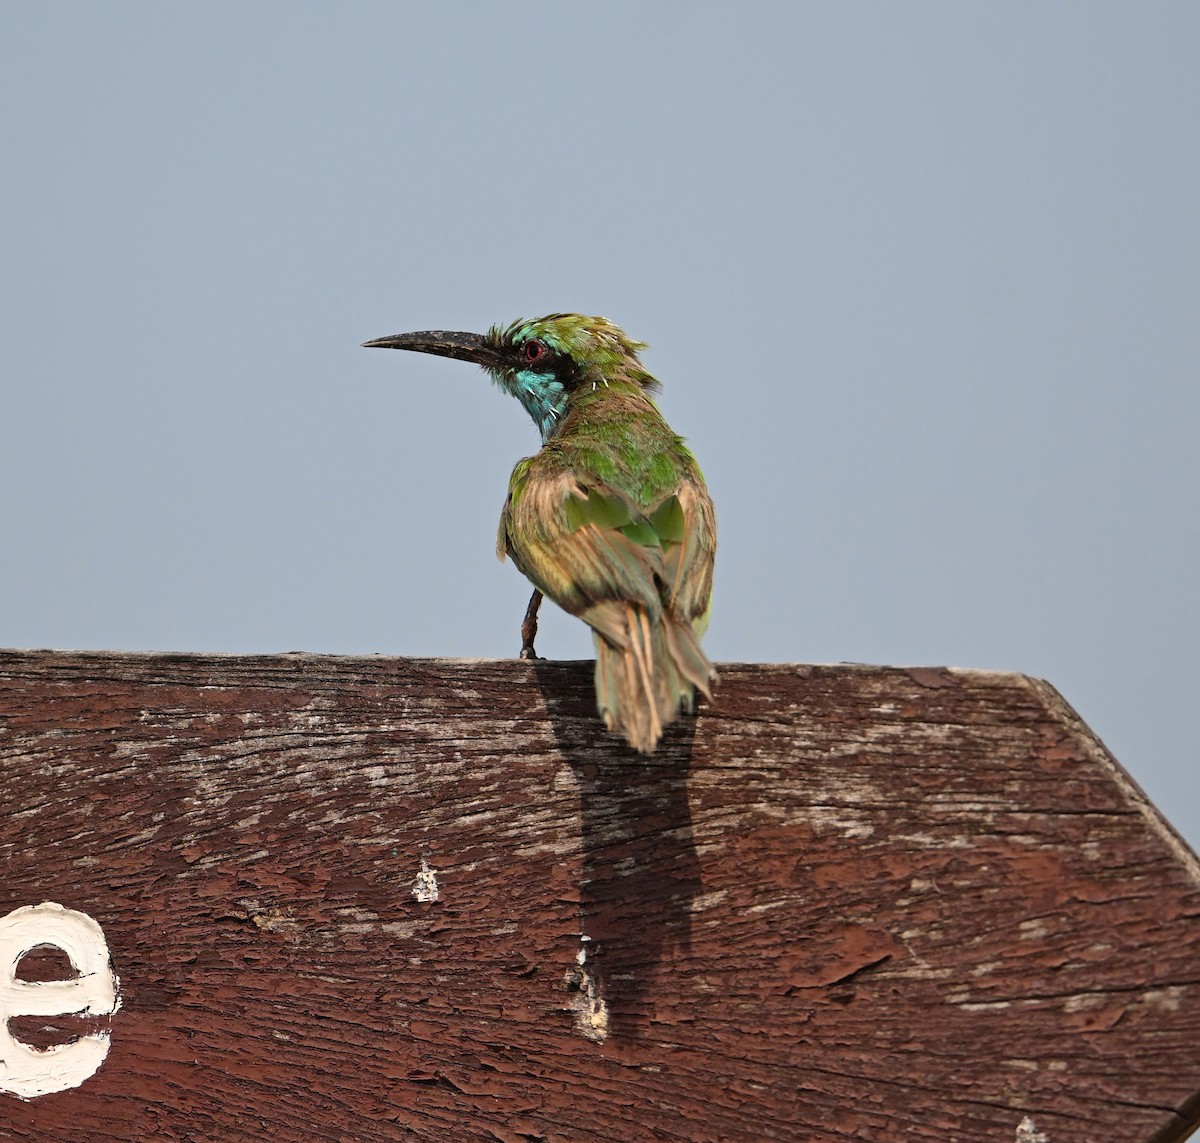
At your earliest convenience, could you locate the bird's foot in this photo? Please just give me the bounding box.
[519,589,544,662]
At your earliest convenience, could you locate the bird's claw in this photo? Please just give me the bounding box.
[519,589,543,663]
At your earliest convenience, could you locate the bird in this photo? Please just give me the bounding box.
[362,314,716,753]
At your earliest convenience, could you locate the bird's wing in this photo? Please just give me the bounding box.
[656,475,716,629]
[498,456,711,643]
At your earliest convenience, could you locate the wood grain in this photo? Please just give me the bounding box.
[1,651,1198,1142]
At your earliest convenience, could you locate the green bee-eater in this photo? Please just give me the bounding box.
[363,314,716,753]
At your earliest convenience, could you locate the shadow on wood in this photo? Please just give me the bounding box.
[533,659,701,1042]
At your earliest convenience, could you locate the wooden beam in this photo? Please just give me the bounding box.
[1,651,1198,1141]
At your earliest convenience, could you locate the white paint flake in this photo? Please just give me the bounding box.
[412,858,440,903]
[1016,1116,1048,1142]
[568,935,607,1042]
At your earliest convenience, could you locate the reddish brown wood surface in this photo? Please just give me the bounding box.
[1,651,1198,1142]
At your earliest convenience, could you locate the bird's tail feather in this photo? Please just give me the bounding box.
[591,603,715,754]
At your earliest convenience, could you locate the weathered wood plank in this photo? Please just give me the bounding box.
[1,651,1198,1142]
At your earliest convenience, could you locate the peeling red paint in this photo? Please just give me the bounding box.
[0,653,1198,1142]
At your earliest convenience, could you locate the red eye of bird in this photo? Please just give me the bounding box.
[523,339,546,363]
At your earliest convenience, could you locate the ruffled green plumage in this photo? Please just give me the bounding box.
[493,315,717,753]
[366,311,715,753]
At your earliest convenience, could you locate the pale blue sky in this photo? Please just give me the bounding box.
[3,3,1197,845]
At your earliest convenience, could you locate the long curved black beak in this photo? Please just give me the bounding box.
[361,330,504,369]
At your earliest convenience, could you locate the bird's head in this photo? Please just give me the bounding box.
[363,313,659,441]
